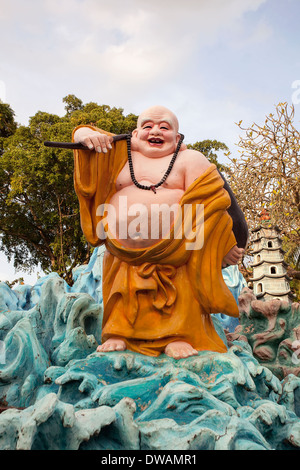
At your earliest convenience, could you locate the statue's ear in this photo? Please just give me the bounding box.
[130,129,139,151]
[177,133,186,151]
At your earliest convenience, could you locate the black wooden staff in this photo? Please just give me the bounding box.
[44,134,129,150]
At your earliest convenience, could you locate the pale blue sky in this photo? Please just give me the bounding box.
[0,0,299,283]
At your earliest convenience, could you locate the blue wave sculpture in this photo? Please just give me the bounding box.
[0,247,299,450]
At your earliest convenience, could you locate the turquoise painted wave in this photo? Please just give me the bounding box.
[0,247,299,450]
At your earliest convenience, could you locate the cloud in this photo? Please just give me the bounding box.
[55,0,269,84]
[0,0,269,82]
[0,81,6,101]
[0,0,271,137]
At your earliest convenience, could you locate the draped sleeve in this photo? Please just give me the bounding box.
[72,125,128,246]
[183,167,239,317]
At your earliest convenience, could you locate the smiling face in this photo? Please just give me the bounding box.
[132,106,180,158]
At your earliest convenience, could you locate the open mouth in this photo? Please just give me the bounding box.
[148,138,164,146]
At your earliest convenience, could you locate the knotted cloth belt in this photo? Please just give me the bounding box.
[125,262,177,326]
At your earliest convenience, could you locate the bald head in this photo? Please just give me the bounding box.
[131,105,181,158]
[137,105,179,133]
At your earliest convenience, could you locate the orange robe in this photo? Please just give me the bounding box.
[73,126,239,356]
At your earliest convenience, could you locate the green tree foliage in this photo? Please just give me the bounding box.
[0,101,17,138]
[0,96,138,284]
[0,101,17,158]
[62,94,83,115]
[187,139,230,172]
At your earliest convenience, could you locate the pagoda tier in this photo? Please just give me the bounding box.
[251,259,288,268]
[250,223,294,303]
[249,273,292,282]
[252,225,281,233]
[256,289,294,300]
[251,246,285,255]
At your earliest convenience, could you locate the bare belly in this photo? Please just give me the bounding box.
[107,185,184,248]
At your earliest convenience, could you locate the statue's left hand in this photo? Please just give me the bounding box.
[222,246,244,267]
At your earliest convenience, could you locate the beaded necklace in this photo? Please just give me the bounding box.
[126,133,184,194]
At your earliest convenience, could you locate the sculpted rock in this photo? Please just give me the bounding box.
[228,287,300,380]
[0,251,299,450]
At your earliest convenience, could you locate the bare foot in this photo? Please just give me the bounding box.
[97,338,126,352]
[164,341,198,359]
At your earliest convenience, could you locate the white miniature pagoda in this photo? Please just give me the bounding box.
[250,210,294,302]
